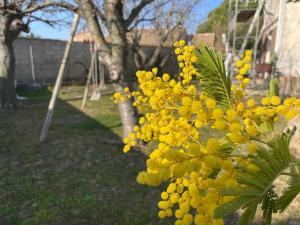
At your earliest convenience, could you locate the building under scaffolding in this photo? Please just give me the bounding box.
[226,0,263,76]
[226,0,300,95]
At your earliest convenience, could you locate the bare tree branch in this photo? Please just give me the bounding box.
[131,0,199,70]
[77,0,111,66]
[23,1,77,14]
[125,0,154,27]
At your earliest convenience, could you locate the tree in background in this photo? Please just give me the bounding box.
[76,0,200,138]
[0,0,75,107]
[131,0,200,72]
[197,0,260,51]
[197,0,228,34]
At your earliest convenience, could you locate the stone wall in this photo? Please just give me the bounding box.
[14,38,91,85]
[14,38,178,86]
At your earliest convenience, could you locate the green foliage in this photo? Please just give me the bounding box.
[194,45,232,109]
[268,78,280,97]
[215,128,300,225]
[197,0,261,50]
[197,0,229,34]
[277,167,300,212]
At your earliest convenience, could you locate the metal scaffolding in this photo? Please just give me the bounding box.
[226,0,264,76]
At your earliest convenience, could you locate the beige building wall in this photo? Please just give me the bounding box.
[262,0,280,63]
[277,1,300,77]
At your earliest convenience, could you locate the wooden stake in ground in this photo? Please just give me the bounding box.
[29,45,36,83]
[40,14,80,143]
[81,50,97,110]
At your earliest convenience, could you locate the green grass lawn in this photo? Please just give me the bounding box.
[1,85,300,225]
[0,85,173,225]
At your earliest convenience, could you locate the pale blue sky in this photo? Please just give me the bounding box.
[29,0,224,40]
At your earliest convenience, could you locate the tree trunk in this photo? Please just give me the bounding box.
[108,0,137,138]
[113,83,137,138]
[0,14,26,107]
[0,39,16,107]
[78,0,137,138]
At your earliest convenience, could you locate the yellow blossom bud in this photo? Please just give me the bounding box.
[212,108,224,120]
[158,210,166,219]
[247,98,256,107]
[182,97,192,106]
[214,120,226,130]
[226,109,237,122]
[175,48,182,55]
[175,209,184,219]
[237,102,245,112]
[236,75,243,80]
[243,78,250,85]
[123,144,131,153]
[179,40,186,46]
[152,67,158,75]
[235,60,244,68]
[245,50,252,56]
[161,191,169,200]
[270,96,281,106]
[248,143,258,154]
[162,73,170,81]
[139,117,146,124]
[244,56,252,62]
[261,97,271,105]
[206,98,216,109]
[207,138,219,152]
[191,56,197,63]
[229,122,241,134]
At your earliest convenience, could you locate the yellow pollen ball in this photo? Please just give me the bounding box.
[247,99,256,107]
[212,108,224,120]
[158,210,166,219]
[271,96,281,106]
[248,143,258,154]
[161,191,169,200]
[214,120,226,130]
[226,109,237,122]
[206,98,216,109]
[245,50,253,56]
[175,48,182,55]
[162,73,170,81]
[152,67,158,75]
[207,138,219,152]
[237,102,245,112]
[261,97,271,105]
[182,97,193,106]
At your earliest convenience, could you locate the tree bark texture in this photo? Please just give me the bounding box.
[77,0,137,138]
[0,15,23,107]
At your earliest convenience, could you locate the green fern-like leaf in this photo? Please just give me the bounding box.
[276,169,300,212]
[238,201,258,225]
[215,130,295,225]
[194,45,232,109]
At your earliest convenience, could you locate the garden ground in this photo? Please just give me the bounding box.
[0,85,300,225]
[0,85,173,225]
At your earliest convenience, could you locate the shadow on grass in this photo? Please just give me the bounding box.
[0,86,173,225]
[3,86,298,225]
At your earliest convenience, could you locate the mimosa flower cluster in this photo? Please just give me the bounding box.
[113,40,300,225]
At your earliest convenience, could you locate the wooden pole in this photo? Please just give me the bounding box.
[29,45,36,82]
[40,14,80,143]
[81,51,97,110]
